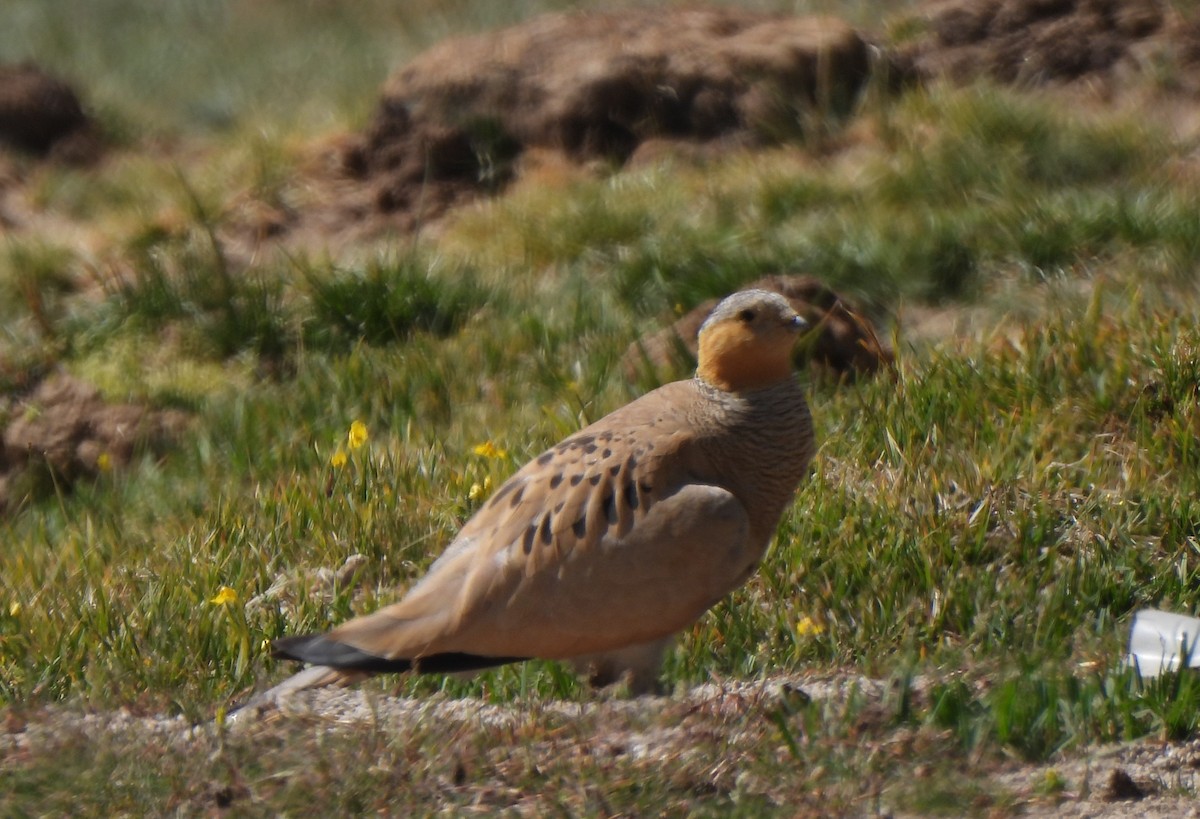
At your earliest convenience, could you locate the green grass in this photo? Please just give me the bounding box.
[301,254,497,350]
[4,0,1200,812]
[6,279,1200,721]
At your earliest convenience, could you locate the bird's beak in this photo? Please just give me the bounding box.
[788,314,808,333]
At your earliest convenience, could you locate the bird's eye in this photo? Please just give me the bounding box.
[738,309,756,322]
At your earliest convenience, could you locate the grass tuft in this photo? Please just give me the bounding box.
[302,254,494,349]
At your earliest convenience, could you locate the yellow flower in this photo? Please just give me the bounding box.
[209,586,239,606]
[330,448,348,469]
[473,441,507,459]
[348,420,369,450]
[97,452,112,473]
[468,476,493,502]
[8,601,20,617]
[1039,769,1066,795]
[796,616,825,637]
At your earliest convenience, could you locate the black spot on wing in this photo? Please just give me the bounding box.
[624,480,640,511]
[558,435,595,453]
[488,479,521,509]
[539,514,553,545]
[603,490,617,524]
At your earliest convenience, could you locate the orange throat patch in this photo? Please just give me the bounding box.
[696,323,794,392]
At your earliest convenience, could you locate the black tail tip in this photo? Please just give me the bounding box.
[270,634,414,673]
[270,634,526,675]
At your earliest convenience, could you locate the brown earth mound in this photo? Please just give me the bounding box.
[336,8,875,231]
[899,0,1193,86]
[624,276,894,384]
[0,374,188,515]
[0,62,100,162]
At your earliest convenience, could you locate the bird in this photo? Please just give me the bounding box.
[250,288,815,707]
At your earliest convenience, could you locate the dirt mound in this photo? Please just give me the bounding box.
[0,62,100,162]
[624,275,894,384]
[898,0,1186,86]
[337,7,874,231]
[0,374,188,514]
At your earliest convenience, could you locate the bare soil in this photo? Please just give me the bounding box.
[332,7,874,234]
[0,62,101,163]
[899,0,1199,89]
[0,373,188,515]
[4,673,1199,815]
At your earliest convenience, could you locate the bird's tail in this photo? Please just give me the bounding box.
[273,631,525,674]
[227,663,367,722]
[227,632,527,723]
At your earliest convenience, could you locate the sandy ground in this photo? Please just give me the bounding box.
[5,672,1199,815]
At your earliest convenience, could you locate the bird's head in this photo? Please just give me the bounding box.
[696,289,807,392]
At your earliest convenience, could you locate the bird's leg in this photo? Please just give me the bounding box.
[570,636,674,695]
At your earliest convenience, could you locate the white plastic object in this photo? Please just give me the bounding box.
[1127,609,1200,677]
